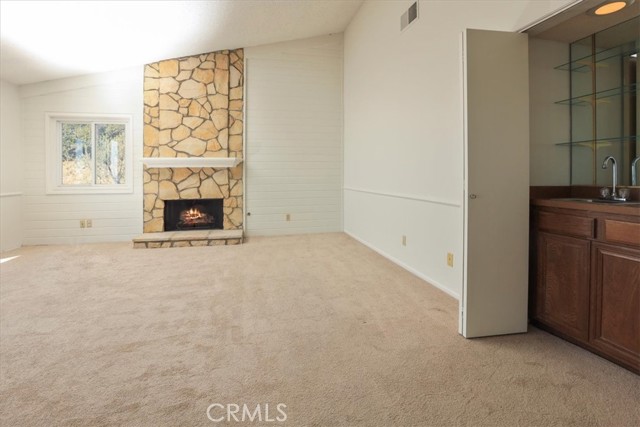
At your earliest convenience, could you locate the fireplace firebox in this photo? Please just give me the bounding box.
[164,199,223,231]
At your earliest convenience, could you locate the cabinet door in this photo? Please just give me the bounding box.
[590,243,640,371]
[536,232,590,341]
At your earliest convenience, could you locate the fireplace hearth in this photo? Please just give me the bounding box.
[164,199,223,232]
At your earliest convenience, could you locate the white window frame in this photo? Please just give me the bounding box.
[45,112,133,194]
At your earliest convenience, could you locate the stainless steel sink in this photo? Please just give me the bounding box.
[557,198,640,206]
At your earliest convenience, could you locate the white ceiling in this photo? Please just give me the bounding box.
[0,0,364,86]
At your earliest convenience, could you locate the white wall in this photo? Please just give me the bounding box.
[529,38,571,186]
[343,0,576,298]
[244,35,343,235]
[1,80,23,251]
[20,68,143,245]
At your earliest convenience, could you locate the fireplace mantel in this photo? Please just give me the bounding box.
[142,157,243,169]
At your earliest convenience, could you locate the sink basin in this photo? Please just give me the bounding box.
[557,198,640,206]
[579,199,628,204]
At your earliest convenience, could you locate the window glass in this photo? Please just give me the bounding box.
[47,114,131,194]
[61,123,92,185]
[95,123,126,184]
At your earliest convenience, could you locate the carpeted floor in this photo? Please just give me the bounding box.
[0,233,638,426]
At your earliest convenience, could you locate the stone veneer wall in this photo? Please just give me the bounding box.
[143,49,244,233]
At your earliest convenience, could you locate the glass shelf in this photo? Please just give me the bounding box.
[555,135,638,148]
[555,84,637,106]
[555,40,639,73]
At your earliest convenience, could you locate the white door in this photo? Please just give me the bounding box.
[461,29,530,338]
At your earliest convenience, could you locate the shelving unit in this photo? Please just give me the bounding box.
[555,135,638,149]
[554,83,637,106]
[554,40,638,72]
[552,17,638,186]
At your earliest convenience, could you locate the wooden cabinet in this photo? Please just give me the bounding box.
[531,204,640,374]
[536,233,591,341]
[590,243,640,370]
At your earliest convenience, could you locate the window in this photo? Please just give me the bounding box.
[46,113,133,194]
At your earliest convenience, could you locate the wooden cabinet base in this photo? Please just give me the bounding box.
[589,243,640,372]
[532,320,640,374]
[535,232,590,341]
[530,202,640,375]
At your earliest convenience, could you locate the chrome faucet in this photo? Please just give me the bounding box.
[601,156,619,199]
[632,157,639,186]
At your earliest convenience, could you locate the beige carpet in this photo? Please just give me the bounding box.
[0,233,638,426]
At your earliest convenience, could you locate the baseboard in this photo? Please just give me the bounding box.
[343,230,460,301]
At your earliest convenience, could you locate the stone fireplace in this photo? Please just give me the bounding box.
[133,48,244,248]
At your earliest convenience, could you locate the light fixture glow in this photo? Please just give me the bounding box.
[595,1,627,14]
[588,0,635,16]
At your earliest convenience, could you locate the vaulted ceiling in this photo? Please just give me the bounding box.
[0,0,364,85]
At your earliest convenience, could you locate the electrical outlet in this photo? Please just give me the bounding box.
[285,214,291,221]
[86,219,92,228]
[402,235,407,246]
[447,253,454,267]
[80,220,86,228]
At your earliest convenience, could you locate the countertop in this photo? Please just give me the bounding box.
[532,198,640,217]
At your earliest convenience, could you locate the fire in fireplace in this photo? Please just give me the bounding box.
[164,199,223,231]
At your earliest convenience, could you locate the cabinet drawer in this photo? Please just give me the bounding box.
[603,220,640,248]
[538,211,595,238]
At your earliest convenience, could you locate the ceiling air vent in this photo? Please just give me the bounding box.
[401,2,418,31]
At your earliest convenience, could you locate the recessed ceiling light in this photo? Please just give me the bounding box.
[588,0,635,16]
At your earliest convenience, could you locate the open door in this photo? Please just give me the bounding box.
[461,29,530,338]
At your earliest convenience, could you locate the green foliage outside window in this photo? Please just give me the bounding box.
[96,123,126,184]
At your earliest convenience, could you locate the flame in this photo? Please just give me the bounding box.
[183,208,205,221]
[179,206,214,227]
